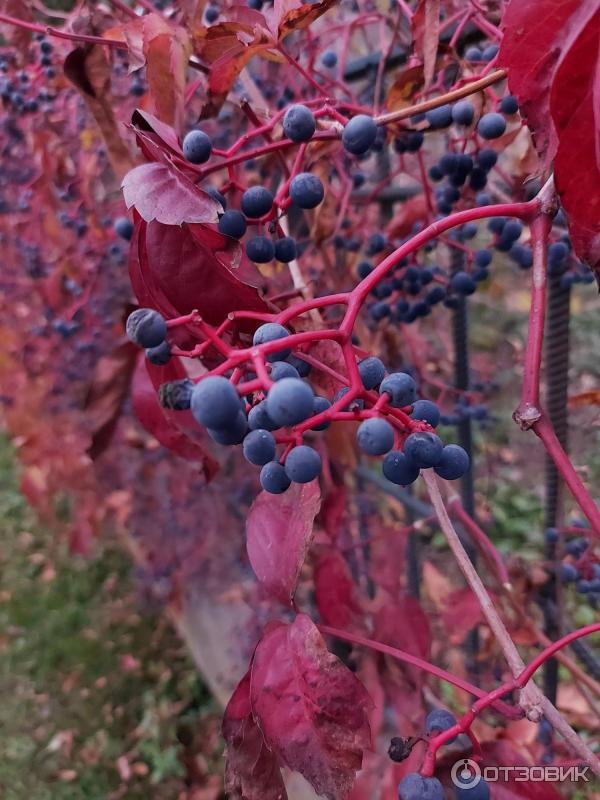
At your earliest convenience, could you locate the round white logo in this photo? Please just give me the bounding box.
[451,758,482,789]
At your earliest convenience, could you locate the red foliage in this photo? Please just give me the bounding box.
[0,0,598,797]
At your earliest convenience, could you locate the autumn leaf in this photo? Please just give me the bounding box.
[250,615,372,799]
[223,671,288,800]
[499,1,600,275]
[109,13,192,131]
[64,46,134,181]
[246,481,321,604]
[122,162,220,225]
[412,0,440,89]
[314,549,364,629]
[569,390,600,408]
[386,64,425,112]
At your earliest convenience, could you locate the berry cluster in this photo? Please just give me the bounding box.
[126,311,470,494]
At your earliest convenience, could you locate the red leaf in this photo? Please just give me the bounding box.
[498,0,597,163]
[246,482,321,604]
[84,340,139,459]
[373,595,431,662]
[131,357,218,479]
[130,219,269,325]
[386,194,427,239]
[223,671,288,800]
[250,615,372,799]
[320,484,347,541]
[478,741,564,799]
[441,588,488,644]
[550,10,600,274]
[132,109,184,157]
[122,162,220,225]
[120,13,191,131]
[314,550,364,629]
[412,0,440,88]
[499,0,600,274]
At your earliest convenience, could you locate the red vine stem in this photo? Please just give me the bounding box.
[421,622,600,776]
[318,625,522,719]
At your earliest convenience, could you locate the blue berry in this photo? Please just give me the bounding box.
[321,50,337,68]
[369,301,391,321]
[404,431,444,468]
[248,400,278,431]
[544,527,559,544]
[311,396,332,430]
[465,46,482,62]
[411,400,440,428]
[452,100,474,125]
[126,308,167,348]
[450,271,476,296]
[538,718,553,745]
[146,340,171,365]
[334,387,365,411]
[357,260,373,279]
[380,372,417,407]
[477,149,498,170]
[426,104,452,129]
[246,235,275,262]
[208,410,248,444]
[549,241,569,265]
[243,429,277,465]
[500,95,519,115]
[367,232,387,254]
[405,131,424,152]
[205,4,219,21]
[356,418,394,455]
[218,209,247,239]
[253,322,291,362]
[398,772,444,800]
[456,779,491,799]
[383,451,420,485]
[426,286,446,304]
[191,376,241,429]
[509,244,533,268]
[266,378,314,426]
[206,186,226,208]
[481,44,499,61]
[478,112,506,140]
[114,216,134,240]
[260,461,291,494]
[559,563,579,583]
[285,445,322,483]
[469,167,488,190]
[286,354,312,377]
[270,361,300,381]
[274,236,297,262]
[358,356,385,390]
[241,185,274,218]
[425,708,457,743]
[434,444,470,479]
[182,129,212,163]
[342,115,378,155]
[289,173,324,209]
[283,104,316,142]
[475,249,492,267]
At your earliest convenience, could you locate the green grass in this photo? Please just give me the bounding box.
[0,438,223,799]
